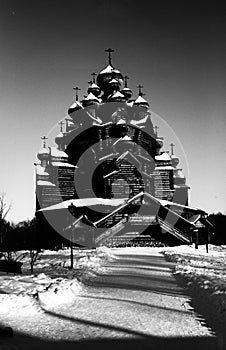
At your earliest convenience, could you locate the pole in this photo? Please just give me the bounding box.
[70,239,73,269]
[194,229,199,249]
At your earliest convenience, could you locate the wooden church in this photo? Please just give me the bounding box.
[35,49,212,248]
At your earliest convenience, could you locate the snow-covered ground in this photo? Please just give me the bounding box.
[162,244,226,345]
[0,244,225,346]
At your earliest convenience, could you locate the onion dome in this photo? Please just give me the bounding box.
[37,136,50,163]
[174,169,186,185]
[37,147,50,162]
[87,83,101,97]
[134,95,149,109]
[107,91,126,103]
[82,92,100,108]
[96,64,124,91]
[55,131,64,147]
[68,100,83,116]
[155,138,164,155]
[171,154,180,168]
[121,75,132,100]
[109,78,120,91]
[121,87,132,100]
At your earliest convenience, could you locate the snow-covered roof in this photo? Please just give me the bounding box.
[90,83,100,89]
[155,166,175,170]
[130,115,149,126]
[109,78,119,84]
[116,118,126,124]
[37,180,55,186]
[111,91,125,98]
[158,199,206,214]
[36,165,49,176]
[51,162,76,168]
[134,95,149,105]
[84,92,100,102]
[69,101,83,110]
[38,147,49,155]
[99,64,114,74]
[38,197,128,211]
[50,147,68,158]
[155,152,171,161]
[55,132,64,139]
[174,170,185,178]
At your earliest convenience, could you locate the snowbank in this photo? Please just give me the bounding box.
[162,244,226,342]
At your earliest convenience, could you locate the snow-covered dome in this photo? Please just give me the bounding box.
[37,147,50,161]
[96,64,124,91]
[171,154,180,168]
[121,87,132,100]
[87,83,101,97]
[55,131,64,146]
[107,91,126,103]
[68,100,83,115]
[134,95,149,109]
[82,92,100,108]
[109,78,120,91]
[155,138,164,155]
[174,169,186,185]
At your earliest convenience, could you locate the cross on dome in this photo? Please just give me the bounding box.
[91,72,97,83]
[124,75,129,88]
[58,121,64,132]
[154,126,159,136]
[88,80,93,86]
[170,143,175,155]
[73,86,81,101]
[105,47,114,65]
[41,136,48,148]
[137,84,145,97]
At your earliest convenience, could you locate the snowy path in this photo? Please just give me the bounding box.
[0,247,221,349]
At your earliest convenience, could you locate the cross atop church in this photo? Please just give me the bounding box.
[154,126,159,136]
[91,72,97,83]
[124,75,129,88]
[170,143,175,155]
[105,48,114,65]
[41,136,48,148]
[137,84,145,97]
[73,86,81,101]
[58,121,64,133]
[88,80,93,86]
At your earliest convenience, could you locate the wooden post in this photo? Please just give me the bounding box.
[206,228,210,253]
[70,240,73,269]
[68,203,75,269]
[194,229,199,249]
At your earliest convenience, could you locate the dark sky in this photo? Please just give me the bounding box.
[0,0,226,222]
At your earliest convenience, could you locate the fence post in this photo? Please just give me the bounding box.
[194,229,199,249]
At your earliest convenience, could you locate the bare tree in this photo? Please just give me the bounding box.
[0,192,12,247]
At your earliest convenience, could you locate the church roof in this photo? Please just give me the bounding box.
[50,147,68,158]
[155,152,171,161]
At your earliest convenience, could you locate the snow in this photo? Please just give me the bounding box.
[36,180,55,186]
[111,91,125,98]
[155,152,171,161]
[0,244,226,345]
[36,164,49,176]
[84,92,99,101]
[134,95,149,105]
[162,244,226,339]
[51,162,75,167]
[155,165,175,170]
[99,64,114,74]
[49,147,68,158]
